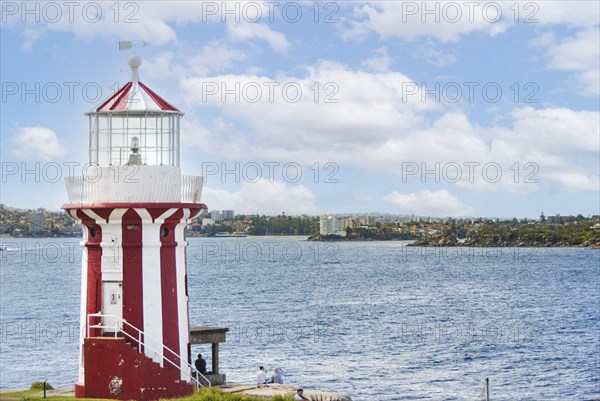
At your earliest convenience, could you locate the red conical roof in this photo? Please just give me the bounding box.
[94,81,180,113]
[92,55,180,113]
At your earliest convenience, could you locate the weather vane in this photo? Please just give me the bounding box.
[117,40,149,75]
[118,40,149,51]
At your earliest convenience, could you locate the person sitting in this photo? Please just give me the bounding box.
[195,354,207,375]
[271,367,284,384]
[294,388,309,400]
[256,366,268,385]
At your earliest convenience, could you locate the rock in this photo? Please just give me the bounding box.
[219,383,352,400]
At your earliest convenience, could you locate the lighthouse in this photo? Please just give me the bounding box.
[63,55,206,400]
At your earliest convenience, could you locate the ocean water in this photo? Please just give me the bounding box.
[1,238,599,400]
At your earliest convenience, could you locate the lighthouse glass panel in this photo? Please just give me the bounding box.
[89,112,180,166]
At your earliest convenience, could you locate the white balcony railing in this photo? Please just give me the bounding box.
[64,166,203,204]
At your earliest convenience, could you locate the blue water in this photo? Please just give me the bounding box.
[1,238,599,400]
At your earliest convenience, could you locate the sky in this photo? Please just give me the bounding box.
[0,1,599,218]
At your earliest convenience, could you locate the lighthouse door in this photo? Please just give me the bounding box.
[101,282,123,332]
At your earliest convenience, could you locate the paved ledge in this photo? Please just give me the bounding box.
[218,382,352,400]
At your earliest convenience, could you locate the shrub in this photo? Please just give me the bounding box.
[30,381,53,390]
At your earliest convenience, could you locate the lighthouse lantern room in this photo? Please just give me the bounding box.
[63,54,206,401]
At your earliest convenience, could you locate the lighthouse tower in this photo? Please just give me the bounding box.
[63,55,206,401]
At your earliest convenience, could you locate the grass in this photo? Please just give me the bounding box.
[0,387,111,401]
[163,387,295,401]
[0,388,296,401]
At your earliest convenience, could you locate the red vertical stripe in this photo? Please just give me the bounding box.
[183,210,192,366]
[160,210,183,370]
[122,209,144,347]
[76,210,103,337]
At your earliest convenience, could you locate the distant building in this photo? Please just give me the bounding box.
[29,208,46,232]
[343,219,356,229]
[357,216,374,225]
[221,210,235,220]
[210,210,222,221]
[320,216,346,236]
[202,218,215,227]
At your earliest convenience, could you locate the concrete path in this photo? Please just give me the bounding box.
[218,382,352,400]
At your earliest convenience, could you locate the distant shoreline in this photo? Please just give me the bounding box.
[309,236,600,249]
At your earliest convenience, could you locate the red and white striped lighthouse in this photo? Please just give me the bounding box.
[63,55,206,401]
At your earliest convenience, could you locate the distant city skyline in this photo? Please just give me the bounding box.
[1,2,598,218]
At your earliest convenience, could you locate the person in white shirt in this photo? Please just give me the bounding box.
[256,366,268,385]
[294,388,309,400]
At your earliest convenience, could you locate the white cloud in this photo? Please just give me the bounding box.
[188,42,248,76]
[21,28,44,52]
[500,107,599,155]
[361,47,393,72]
[11,126,66,161]
[143,51,186,79]
[543,172,599,192]
[227,22,290,53]
[340,2,510,43]
[532,1,600,27]
[545,28,600,95]
[180,61,437,157]
[340,1,598,43]
[202,180,316,215]
[179,59,598,194]
[7,1,598,52]
[384,189,473,216]
[413,39,457,67]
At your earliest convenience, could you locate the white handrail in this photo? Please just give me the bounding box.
[86,313,210,388]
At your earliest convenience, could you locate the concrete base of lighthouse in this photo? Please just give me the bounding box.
[78,337,195,401]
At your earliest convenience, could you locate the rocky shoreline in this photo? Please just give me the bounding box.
[409,233,600,248]
[309,234,600,248]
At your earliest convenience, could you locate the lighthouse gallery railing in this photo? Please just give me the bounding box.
[65,174,203,203]
[87,313,210,388]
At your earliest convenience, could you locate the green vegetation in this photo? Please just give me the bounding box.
[29,382,53,391]
[343,225,417,241]
[0,208,80,238]
[0,389,110,401]
[0,387,295,401]
[166,387,295,401]
[187,215,319,237]
[414,216,600,247]
[246,215,317,236]
[468,217,600,246]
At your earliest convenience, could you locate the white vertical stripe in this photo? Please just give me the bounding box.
[175,208,191,379]
[136,208,163,365]
[78,243,88,384]
[101,209,127,281]
[135,208,177,365]
[97,209,127,331]
[73,209,91,384]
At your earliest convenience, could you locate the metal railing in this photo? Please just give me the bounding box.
[181,175,203,203]
[86,313,210,388]
[65,174,203,204]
